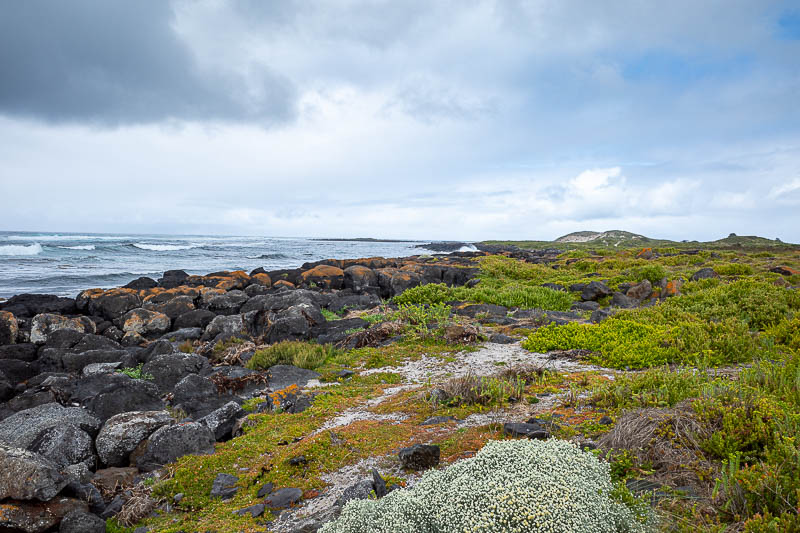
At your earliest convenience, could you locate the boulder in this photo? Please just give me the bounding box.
[343,265,378,292]
[172,374,224,418]
[30,314,95,345]
[771,266,800,276]
[142,352,210,393]
[121,331,147,346]
[0,311,18,345]
[124,277,158,291]
[58,509,106,533]
[0,358,39,383]
[626,279,653,301]
[300,265,345,290]
[0,445,67,501]
[0,404,101,449]
[158,269,189,289]
[661,279,683,298]
[570,301,600,312]
[62,349,134,373]
[0,497,88,533]
[203,315,244,341]
[143,296,195,320]
[611,292,637,309]
[0,343,37,361]
[136,422,215,472]
[581,281,612,301]
[398,444,440,470]
[96,410,173,467]
[90,467,138,496]
[174,309,217,330]
[336,480,374,507]
[82,288,142,321]
[232,503,265,518]
[73,375,163,422]
[0,294,76,319]
[691,267,719,281]
[27,424,95,469]
[120,308,171,337]
[206,290,249,315]
[198,401,245,441]
[390,270,422,296]
[262,304,325,344]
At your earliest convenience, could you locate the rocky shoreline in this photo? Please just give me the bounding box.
[0,250,531,532]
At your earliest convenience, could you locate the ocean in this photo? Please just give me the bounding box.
[0,232,431,298]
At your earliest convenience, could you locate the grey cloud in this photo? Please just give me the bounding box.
[0,0,295,125]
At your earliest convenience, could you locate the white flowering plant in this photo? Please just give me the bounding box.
[320,438,654,533]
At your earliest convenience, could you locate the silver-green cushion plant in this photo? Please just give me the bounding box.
[320,438,653,533]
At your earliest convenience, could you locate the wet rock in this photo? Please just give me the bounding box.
[0,444,67,501]
[233,503,265,518]
[58,509,106,533]
[0,310,18,344]
[268,365,321,390]
[336,480,373,507]
[141,352,210,393]
[173,309,216,330]
[199,401,245,441]
[27,424,94,469]
[120,308,171,338]
[0,403,101,449]
[96,410,173,467]
[581,281,612,302]
[30,314,95,345]
[398,443,440,470]
[691,267,719,281]
[264,487,303,509]
[0,497,88,533]
[503,422,550,440]
[136,422,215,472]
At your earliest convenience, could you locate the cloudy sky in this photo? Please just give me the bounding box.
[1,1,799,241]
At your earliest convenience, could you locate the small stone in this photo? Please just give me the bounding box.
[256,482,274,498]
[398,444,440,470]
[372,469,388,499]
[503,422,550,440]
[59,509,106,533]
[336,369,354,378]
[264,487,303,509]
[288,455,307,466]
[598,415,613,425]
[173,493,184,503]
[336,480,373,507]
[210,473,239,500]
[420,416,457,426]
[233,503,265,518]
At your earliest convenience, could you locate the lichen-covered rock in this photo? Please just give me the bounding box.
[136,422,215,472]
[120,308,171,337]
[0,497,88,533]
[581,281,612,302]
[0,294,77,319]
[0,445,67,501]
[30,313,95,344]
[625,279,653,301]
[264,487,303,509]
[0,403,101,449]
[141,352,209,392]
[0,310,18,345]
[84,377,164,422]
[143,295,195,320]
[300,265,345,290]
[210,473,239,500]
[690,267,719,281]
[203,314,244,341]
[96,410,173,467]
[27,424,95,469]
[343,265,378,292]
[198,401,245,441]
[173,309,216,330]
[58,509,106,533]
[80,288,142,321]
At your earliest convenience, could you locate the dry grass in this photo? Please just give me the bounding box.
[338,320,404,349]
[117,485,162,527]
[598,401,716,497]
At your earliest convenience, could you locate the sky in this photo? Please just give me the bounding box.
[0,1,799,242]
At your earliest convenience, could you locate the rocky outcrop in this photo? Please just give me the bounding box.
[136,422,216,472]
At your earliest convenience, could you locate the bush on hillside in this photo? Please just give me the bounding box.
[320,439,652,533]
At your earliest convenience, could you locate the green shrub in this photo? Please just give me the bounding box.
[117,363,154,381]
[396,303,451,337]
[321,308,340,321]
[394,283,454,305]
[320,439,653,533]
[591,366,707,409]
[631,264,667,284]
[714,263,754,276]
[246,341,338,370]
